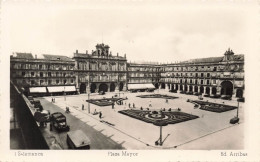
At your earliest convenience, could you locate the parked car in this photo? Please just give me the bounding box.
[28,96,34,104]
[50,112,70,132]
[99,91,105,95]
[67,130,90,149]
[34,100,43,111]
[221,95,232,100]
[210,94,221,98]
[237,97,245,102]
[230,117,239,124]
[203,94,210,97]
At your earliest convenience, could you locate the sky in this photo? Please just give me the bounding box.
[3,1,254,63]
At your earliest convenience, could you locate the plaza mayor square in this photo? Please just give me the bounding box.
[10,44,244,150]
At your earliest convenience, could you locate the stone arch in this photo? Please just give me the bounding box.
[194,86,198,92]
[99,83,108,92]
[175,84,179,90]
[236,88,243,98]
[80,83,86,94]
[161,83,165,89]
[200,86,204,93]
[90,83,96,93]
[221,81,233,96]
[184,85,188,91]
[189,85,193,92]
[180,84,183,91]
[110,83,116,92]
[119,82,124,91]
[212,87,217,95]
[206,87,210,94]
[154,83,159,89]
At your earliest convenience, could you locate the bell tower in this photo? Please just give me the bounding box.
[223,48,235,62]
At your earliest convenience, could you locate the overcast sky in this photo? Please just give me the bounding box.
[3,1,253,63]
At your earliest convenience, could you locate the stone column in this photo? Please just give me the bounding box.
[115,83,119,93]
[170,84,172,91]
[203,86,206,94]
[217,86,221,95]
[165,84,169,91]
[210,87,212,95]
[233,88,237,98]
[192,86,195,92]
[123,83,127,91]
[182,85,185,91]
[107,83,110,92]
[198,86,201,93]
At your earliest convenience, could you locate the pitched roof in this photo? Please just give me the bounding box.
[233,54,244,61]
[42,54,73,61]
[181,56,224,64]
[14,53,34,59]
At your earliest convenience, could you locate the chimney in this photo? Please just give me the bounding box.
[35,54,37,59]
[124,53,126,58]
[86,50,88,54]
[76,50,78,54]
[117,53,119,57]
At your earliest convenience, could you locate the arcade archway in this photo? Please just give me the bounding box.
[221,81,233,96]
[206,87,210,94]
[154,83,159,89]
[200,86,204,93]
[161,83,165,89]
[80,83,86,94]
[110,83,115,92]
[189,85,193,92]
[236,89,243,98]
[99,83,108,92]
[212,87,217,95]
[90,84,96,93]
[194,86,198,92]
[119,82,124,91]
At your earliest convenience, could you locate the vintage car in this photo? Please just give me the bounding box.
[203,94,210,97]
[67,130,91,149]
[34,100,43,111]
[50,112,70,132]
[237,97,245,102]
[28,96,34,104]
[99,91,105,95]
[221,95,232,100]
[230,117,239,124]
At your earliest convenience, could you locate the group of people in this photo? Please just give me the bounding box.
[51,98,55,103]
[128,103,135,108]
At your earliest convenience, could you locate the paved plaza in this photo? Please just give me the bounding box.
[37,90,244,149]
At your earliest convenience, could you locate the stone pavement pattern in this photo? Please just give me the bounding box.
[38,90,244,149]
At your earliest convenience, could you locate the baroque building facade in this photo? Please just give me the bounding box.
[73,43,127,94]
[10,45,244,99]
[10,53,76,96]
[160,48,244,98]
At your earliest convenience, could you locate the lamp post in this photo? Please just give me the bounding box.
[153,120,168,146]
[88,93,90,114]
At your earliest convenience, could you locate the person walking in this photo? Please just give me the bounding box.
[99,111,102,119]
[128,103,131,108]
[133,103,135,108]
[82,104,84,110]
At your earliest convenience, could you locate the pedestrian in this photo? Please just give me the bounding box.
[129,103,131,108]
[166,99,168,103]
[99,111,102,119]
[133,103,135,108]
[82,104,84,110]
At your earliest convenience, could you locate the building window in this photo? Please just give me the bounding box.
[213,67,217,71]
[22,72,25,76]
[56,72,59,77]
[195,73,198,77]
[195,80,198,85]
[40,80,44,85]
[201,73,204,77]
[207,80,210,85]
[48,72,51,77]
[31,80,35,85]
[212,80,216,84]
[64,79,67,84]
[207,73,210,77]
[56,80,59,84]
[39,64,42,69]
[31,72,35,77]
[40,72,43,77]
[201,80,203,84]
[48,80,51,85]
[71,79,74,83]
[190,79,192,84]
[63,73,66,77]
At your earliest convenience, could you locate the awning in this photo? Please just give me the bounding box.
[47,86,76,93]
[64,86,76,92]
[29,87,47,93]
[128,84,155,90]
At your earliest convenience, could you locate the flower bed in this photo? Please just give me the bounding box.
[118,109,199,125]
[136,94,178,100]
[191,100,237,113]
[86,98,127,107]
